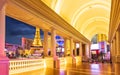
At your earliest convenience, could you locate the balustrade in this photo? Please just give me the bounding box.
[9,59,45,74]
[59,57,66,66]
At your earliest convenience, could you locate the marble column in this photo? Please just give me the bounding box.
[70,38,73,56]
[79,42,83,57]
[0,0,6,10]
[74,42,76,56]
[110,42,113,60]
[43,30,49,56]
[113,38,116,56]
[116,30,120,56]
[0,4,9,75]
[85,44,88,57]
[110,41,114,57]
[112,40,114,56]
[64,38,67,56]
[87,44,91,58]
[51,28,60,68]
[0,5,5,56]
[51,28,57,58]
[112,38,116,62]
[115,30,120,62]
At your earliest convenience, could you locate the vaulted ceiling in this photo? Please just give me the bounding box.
[41,0,111,41]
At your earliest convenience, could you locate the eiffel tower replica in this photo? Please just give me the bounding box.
[30,27,43,55]
[32,27,42,46]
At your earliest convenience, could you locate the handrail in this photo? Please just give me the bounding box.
[9,59,45,74]
[59,57,65,66]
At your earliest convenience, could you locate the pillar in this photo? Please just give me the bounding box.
[111,41,114,57]
[0,5,5,56]
[0,4,9,75]
[115,30,120,62]
[77,42,82,62]
[113,38,116,55]
[110,42,113,61]
[43,30,49,56]
[85,44,90,58]
[79,42,82,57]
[85,44,87,57]
[114,38,117,56]
[82,44,86,56]
[74,42,76,56]
[51,28,60,68]
[0,0,6,10]
[70,38,73,56]
[112,38,116,62]
[51,28,57,58]
[64,38,67,56]
[116,30,120,56]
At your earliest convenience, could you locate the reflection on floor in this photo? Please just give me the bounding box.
[11,62,120,75]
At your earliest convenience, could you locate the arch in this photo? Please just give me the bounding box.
[82,21,108,33]
[73,6,110,33]
[77,17,109,33]
[84,27,108,40]
[71,0,110,26]
[51,0,57,9]
[53,0,64,14]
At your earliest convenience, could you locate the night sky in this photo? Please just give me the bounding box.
[6,16,43,45]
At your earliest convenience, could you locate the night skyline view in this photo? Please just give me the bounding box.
[6,16,44,45]
[5,16,62,45]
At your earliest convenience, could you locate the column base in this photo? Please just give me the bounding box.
[75,56,82,63]
[65,56,73,64]
[45,56,60,69]
[65,56,76,64]
[111,56,120,63]
[45,57,54,68]
[72,56,76,64]
[54,59,60,69]
[0,56,9,75]
[116,55,120,63]
[111,56,116,63]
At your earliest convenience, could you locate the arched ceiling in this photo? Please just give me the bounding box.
[41,0,111,40]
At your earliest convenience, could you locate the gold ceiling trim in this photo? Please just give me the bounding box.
[79,17,109,33]
[85,28,108,40]
[51,0,57,9]
[53,0,64,14]
[83,25,108,35]
[71,1,110,26]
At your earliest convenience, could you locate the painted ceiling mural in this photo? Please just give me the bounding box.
[41,0,111,41]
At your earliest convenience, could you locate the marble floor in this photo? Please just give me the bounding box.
[12,62,120,75]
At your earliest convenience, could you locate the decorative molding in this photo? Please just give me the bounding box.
[7,0,90,44]
[109,0,120,42]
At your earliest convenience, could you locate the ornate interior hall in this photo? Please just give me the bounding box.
[0,0,120,75]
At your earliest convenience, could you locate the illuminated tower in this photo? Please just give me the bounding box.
[32,27,42,46]
[30,27,43,55]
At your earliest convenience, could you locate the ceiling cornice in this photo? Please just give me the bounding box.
[8,0,90,44]
[109,0,120,42]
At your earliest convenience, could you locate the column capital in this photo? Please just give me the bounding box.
[42,29,49,32]
[51,27,56,30]
[63,37,68,40]
[79,42,82,44]
[0,0,7,11]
